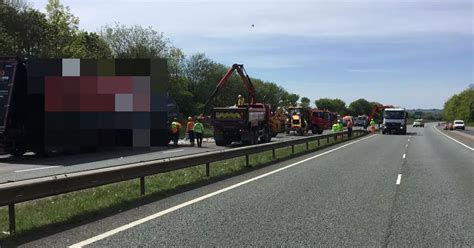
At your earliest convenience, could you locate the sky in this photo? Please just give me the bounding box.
[33,0,473,109]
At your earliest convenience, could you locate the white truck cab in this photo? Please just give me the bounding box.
[382,108,408,135]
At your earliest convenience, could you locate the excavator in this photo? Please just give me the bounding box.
[204,64,275,146]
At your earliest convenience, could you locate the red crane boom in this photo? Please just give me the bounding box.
[368,104,394,122]
[204,64,256,112]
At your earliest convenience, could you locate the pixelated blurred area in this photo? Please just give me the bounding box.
[25,59,177,153]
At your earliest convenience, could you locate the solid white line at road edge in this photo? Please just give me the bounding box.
[162,149,184,154]
[14,166,59,173]
[402,154,406,159]
[396,174,402,185]
[69,135,376,248]
[433,126,474,151]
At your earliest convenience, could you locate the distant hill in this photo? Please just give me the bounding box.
[406,109,443,113]
[406,109,443,120]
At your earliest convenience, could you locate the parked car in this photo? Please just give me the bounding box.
[412,119,424,127]
[453,120,465,130]
[444,122,454,130]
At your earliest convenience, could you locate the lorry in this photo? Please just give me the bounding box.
[381,108,408,135]
[212,103,273,146]
[205,64,273,146]
[0,58,178,156]
[309,109,338,134]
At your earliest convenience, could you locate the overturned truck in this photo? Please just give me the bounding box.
[0,58,178,156]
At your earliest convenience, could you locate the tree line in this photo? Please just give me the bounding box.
[1,0,385,118]
[443,86,474,123]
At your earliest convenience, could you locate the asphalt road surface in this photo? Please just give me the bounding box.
[456,127,474,136]
[0,130,333,184]
[19,123,473,247]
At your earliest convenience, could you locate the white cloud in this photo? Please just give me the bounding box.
[346,69,397,73]
[34,0,472,39]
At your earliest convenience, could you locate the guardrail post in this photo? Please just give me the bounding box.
[272,149,276,159]
[327,136,330,144]
[291,145,295,154]
[9,204,15,234]
[206,162,210,177]
[140,177,145,195]
[317,138,320,147]
[306,142,309,150]
[245,155,250,167]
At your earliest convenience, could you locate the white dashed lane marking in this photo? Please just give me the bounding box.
[396,174,402,185]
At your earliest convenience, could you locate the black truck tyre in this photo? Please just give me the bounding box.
[215,140,227,146]
[10,146,27,157]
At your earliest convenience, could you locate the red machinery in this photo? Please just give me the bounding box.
[204,64,257,109]
[286,107,337,135]
[309,109,338,134]
[206,64,273,146]
[368,104,394,122]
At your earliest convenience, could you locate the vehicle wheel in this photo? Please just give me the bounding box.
[253,130,259,144]
[152,130,172,146]
[10,146,27,157]
[312,126,320,135]
[264,128,273,143]
[42,148,60,157]
[272,132,278,137]
[215,140,227,146]
[243,131,255,145]
[462,127,465,130]
[267,132,272,142]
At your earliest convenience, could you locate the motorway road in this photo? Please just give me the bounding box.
[0,130,334,184]
[19,123,473,247]
[455,127,474,136]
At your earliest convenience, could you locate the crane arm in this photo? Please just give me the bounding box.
[235,66,256,104]
[368,104,394,121]
[203,64,256,113]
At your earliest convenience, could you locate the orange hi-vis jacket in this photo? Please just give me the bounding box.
[171,121,181,134]
[186,121,194,133]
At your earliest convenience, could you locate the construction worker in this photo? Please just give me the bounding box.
[237,94,245,106]
[170,117,182,145]
[370,118,376,134]
[347,117,353,138]
[332,121,339,141]
[338,120,344,140]
[186,116,195,146]
[193,118,204,148]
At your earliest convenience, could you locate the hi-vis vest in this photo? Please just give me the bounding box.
[171,121,181,134]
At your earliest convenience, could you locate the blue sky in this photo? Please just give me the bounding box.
[33,0,473,109]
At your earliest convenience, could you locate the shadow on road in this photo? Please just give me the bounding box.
[0,146,175,166]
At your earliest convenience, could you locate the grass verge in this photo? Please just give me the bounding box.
[0,133,353,243]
